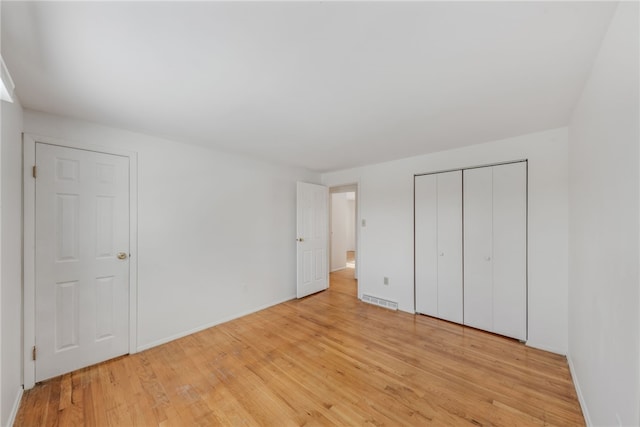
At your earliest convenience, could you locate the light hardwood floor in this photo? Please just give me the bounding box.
[16,269,584,426]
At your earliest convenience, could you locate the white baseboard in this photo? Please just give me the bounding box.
[7,386,23,427]
[330,267,347,272]
[525,340,566,356]
[567,354,592,426]
[137,294,296,352]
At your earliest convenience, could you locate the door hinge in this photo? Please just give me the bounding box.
[32,346,37,361]
[32,165,37,179]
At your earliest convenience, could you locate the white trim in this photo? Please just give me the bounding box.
[23,136,35,390]
[22,134,139,389]
[355,183,360,282]
[567,354,592,426]
[6,386,23,427]
[128,153,139,356]
[330,267,347,273]
[524,340,566,356]
[136,294,296,352]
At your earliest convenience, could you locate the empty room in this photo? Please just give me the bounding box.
[0,1,638,426]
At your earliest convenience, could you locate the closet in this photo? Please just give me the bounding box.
[414,161,527,341]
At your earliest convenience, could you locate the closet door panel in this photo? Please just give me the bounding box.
[436,171,463,323]
[492,162,527,340]
[415,174,438,316]
[463,167,493,331]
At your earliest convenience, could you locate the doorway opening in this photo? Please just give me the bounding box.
[329,184,358,295]
[346,250,355,269]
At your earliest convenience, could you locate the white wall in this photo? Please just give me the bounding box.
[567,2,639,426]
[322,127,569,354]
[23,110,320,351]
[1,96,24,426]
[331,193,348,271]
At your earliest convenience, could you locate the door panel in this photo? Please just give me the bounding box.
[436,171,463,323]
[56,194,80,261]
[492,162,527,340]
[463,167,493,331]
[55,281,79,351]
[414,174,438,316]
[35,143,130,381]
[296,182,328,298]
[95,276,116,340]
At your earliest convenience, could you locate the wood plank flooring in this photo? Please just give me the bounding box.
[15,268,584,426]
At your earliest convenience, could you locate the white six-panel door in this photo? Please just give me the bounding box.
[415,171,463,323]
[35,143,130,381]
[296,182,329,298]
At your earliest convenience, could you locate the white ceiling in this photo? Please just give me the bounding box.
[2,1,617,172]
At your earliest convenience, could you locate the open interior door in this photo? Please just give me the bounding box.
[296,182,328,298]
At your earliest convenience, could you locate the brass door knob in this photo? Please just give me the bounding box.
[117,252,128,260]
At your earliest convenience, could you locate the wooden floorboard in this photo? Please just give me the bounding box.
[15,268,584,426]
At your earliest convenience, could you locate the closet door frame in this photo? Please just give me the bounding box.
[413,159,528,340]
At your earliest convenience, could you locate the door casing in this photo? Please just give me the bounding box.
[23,134,139,389]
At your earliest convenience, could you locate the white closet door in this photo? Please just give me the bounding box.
[463,167,493,332]
[415,171,462,322]
[492,162,527,340]
[436,171,463,323]
[415,174,438,316]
